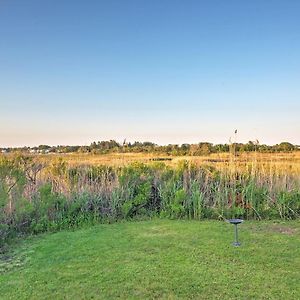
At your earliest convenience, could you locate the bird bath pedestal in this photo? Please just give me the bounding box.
[228,219,243,246]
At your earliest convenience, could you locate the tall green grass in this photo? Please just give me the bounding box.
[1,155,299,249]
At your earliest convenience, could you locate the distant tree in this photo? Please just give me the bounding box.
[214,144,229,152]
[38,145,51,151]
[181,144,190,155]
[241,141,255,152]
[276,142,295,152]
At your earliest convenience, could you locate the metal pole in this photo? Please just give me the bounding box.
[233,224,241,246]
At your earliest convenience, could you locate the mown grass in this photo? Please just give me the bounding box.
[1,220,299,299]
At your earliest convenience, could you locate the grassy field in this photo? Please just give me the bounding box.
[1,220,299,299]
[19,151,300,175]
[35,151,300,163]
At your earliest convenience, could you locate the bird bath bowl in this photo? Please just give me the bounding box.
[228,219,244,246]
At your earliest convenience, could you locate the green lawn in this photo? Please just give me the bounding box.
[1,220,299,299]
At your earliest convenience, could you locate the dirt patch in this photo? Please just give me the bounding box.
[140,226,174,238]
[248,223,299,236]
[269,225,298,235]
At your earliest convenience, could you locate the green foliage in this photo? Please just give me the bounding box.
[121,181,152,218]
[30,183,66,233]
[118,163,154,218]
[189,182,205,219]
[170,189,186,218]
[1,156,300,249]
[277,190,300,219]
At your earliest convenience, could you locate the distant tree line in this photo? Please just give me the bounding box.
[0,141,298,155]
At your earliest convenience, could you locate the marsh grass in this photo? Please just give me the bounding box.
[0,152,299,248]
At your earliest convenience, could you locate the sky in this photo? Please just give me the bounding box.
[0,0,299,147]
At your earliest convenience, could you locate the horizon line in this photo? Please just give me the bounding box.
[1,139,299,149]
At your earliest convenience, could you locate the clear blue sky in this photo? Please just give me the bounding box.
[0,0,299,147]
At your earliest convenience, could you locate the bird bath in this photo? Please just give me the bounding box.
[228,219,243,246]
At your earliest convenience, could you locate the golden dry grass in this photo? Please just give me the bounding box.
[2,151,300,175]
[8,151,298,176]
